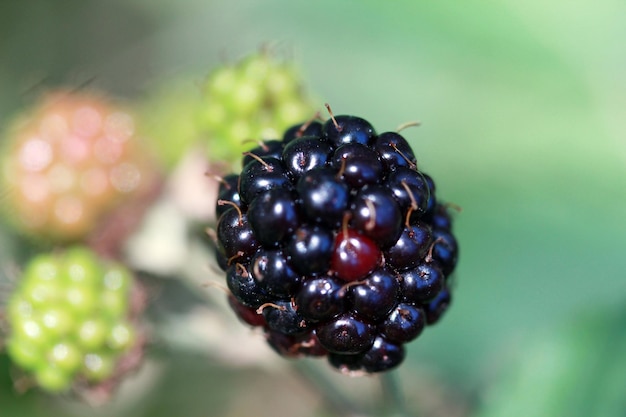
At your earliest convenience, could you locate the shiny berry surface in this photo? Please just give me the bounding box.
[248,188,300,247]
[296,277,344,321]
[331,229,381,282]
[316,314,376,354]
[323,115,376,147]
[213,112,459,374]
[297,167,349,228]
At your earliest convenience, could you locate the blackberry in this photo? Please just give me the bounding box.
[5,247,141,392]
[139,50,319,171]
[198,51,317,170]
[213,111,459,373]
[0,90,159,243]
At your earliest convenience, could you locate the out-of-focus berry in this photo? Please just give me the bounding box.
[0,90,160,243]
[5,246,141,393]
[197,50,317,169]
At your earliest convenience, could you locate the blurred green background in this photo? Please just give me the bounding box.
[1,1,625,416]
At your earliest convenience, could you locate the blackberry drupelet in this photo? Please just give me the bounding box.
[213,111,459,374]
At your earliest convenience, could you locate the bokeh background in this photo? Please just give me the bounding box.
[1,1,625,416]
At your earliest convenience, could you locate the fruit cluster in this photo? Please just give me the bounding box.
[0,90,157,242]
[214,113,459,373]
[198,51,316,168]
[5,247,137,392]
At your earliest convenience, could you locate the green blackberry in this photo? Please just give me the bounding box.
[5,247,140,392]
[198,51,317,170]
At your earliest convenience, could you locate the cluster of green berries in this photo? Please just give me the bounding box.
[197,51,316,168]
[138,51,317,172]
[5,247,136,392]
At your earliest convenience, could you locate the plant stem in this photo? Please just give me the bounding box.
[293,360,368,417]
[380,371,413,417]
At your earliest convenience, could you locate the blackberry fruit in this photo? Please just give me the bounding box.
[198,51,317,170]
[213,111,459,373]
[5,247,142,392]
[0,90,159,243]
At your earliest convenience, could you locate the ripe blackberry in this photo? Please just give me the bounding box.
[213,110,459,373]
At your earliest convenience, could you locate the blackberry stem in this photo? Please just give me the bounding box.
[293,360,368,417]
[294,360,415,417]
[380,371,413,417]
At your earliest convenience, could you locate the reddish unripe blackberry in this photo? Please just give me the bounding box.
[0,90,159,243]
[212,112,459,373]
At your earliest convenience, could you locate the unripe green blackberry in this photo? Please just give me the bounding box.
[197,51,316,169]
[5,246,139,393]
[0,90,160,243]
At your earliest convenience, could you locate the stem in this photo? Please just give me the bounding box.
[293,360,368,417]
[380,371,413,417]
